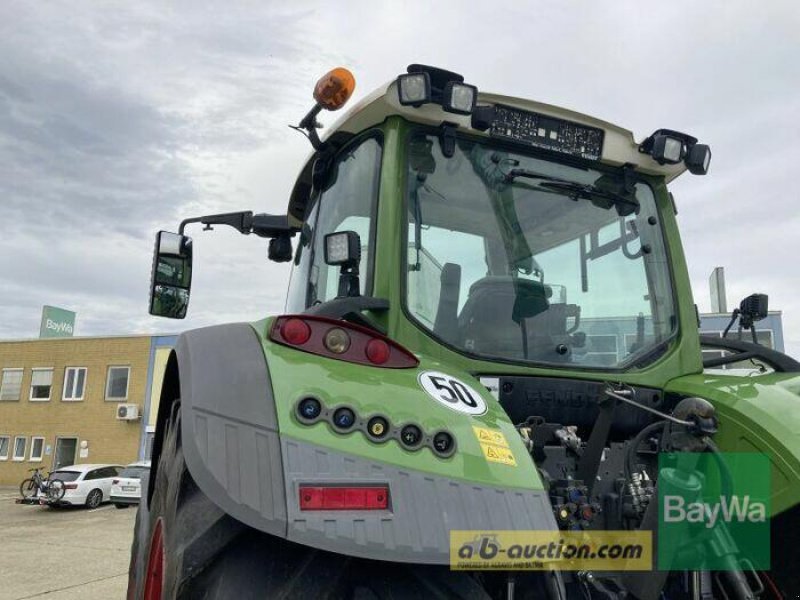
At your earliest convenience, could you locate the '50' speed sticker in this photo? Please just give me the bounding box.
[418,371,487,416]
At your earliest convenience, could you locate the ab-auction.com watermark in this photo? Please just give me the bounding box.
[449,531,652,571]
[450,453,770,572]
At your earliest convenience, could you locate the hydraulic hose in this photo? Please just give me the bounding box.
[624,421,666,481]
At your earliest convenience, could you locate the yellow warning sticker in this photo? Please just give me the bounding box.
[473,426,516,466]
[473,426,510,448]
[480,442,517,466]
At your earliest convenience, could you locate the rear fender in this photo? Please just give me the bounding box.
[147,323,288,536]
[149,321,557,564]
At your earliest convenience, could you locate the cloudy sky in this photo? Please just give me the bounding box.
[1,1,798,358]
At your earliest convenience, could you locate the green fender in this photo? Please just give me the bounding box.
[665,373,800,514]
[252,318,545,493]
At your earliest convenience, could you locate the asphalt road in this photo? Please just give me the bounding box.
[0,487,135,599]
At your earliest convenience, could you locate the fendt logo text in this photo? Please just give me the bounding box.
[663,495,766,529]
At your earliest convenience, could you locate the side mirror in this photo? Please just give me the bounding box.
[149,231,193,319]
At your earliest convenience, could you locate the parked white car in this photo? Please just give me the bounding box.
[44,464,124,509]
[110,461,151,508]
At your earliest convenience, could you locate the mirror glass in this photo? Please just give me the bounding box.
[149,231,192,319]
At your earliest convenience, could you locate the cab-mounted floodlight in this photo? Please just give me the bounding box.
[324,231,361,267]
[395,64,478,116]
[685,143,712,175]
[639,128,712,175]
[442,81,477,115]
[398,72,432,106]
[324,230,362,298]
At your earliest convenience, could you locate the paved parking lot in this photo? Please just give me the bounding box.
[0,487,135,600]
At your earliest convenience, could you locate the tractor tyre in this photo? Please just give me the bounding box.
[127,401,501,600]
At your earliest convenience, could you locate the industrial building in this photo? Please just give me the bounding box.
[0,333,175,486]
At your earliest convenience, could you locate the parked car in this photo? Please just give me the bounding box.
[43,464,124,509]
[110,461,151,508]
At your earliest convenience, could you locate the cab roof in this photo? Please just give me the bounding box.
[288,78,688,225]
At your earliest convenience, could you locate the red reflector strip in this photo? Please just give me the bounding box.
[299,486,389,511]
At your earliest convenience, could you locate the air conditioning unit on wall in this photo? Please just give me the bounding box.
[116,404,140,421]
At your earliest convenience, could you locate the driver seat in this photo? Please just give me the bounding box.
[458,277,550,359]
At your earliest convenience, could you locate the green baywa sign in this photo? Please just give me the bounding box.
[39,305,76,338]
[658,452,770,570]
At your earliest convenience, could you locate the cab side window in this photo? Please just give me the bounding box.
[285,135,382,311]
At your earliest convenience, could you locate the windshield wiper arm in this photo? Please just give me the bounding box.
[504,168,639,216]
[538,181,638,211]
[503,167,574,186]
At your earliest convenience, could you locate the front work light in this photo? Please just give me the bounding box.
[397,72,431,106]
[685,143,712,175]
[442,81,477,115]
[324,231,361,267]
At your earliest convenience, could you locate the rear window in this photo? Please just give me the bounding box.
[119,466,149,479]
[50,471,81,482]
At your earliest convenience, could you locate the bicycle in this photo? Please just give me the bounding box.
[19,467,66,503]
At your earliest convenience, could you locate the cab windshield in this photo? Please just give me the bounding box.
[405,131,676,369]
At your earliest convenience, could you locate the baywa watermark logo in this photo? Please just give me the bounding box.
[663,494,766,528]
[657,452,770,570]
[450,530,651,571]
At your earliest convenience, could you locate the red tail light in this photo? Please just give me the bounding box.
[299,485,389,510]
[269,315,418,368]
[64,483,78,489]
[112,479,119,485]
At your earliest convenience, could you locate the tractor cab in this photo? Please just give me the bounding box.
[297,66,712,383]
[152,64,714,383]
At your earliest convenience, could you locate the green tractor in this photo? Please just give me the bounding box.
[130,65,800,599]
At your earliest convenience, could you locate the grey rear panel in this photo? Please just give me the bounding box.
[282,438,557,564]
[177,323,287,537]
[176,323,557,564]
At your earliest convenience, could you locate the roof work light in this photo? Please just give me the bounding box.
[685,143,712,175]
[395,64,478,115]
[652,134,685,164]
[442,81,477,115]
[640,129,712,175]
[398,72,432,106]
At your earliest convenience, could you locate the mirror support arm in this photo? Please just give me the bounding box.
[178,211,296,238]
[179,211,255,236]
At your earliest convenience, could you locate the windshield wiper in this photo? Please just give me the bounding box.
[504,167,639,217]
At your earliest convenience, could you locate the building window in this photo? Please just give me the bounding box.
[145,430,155,460]
[29,437,44,462]
[30,368,53,401]
[13,436,27,461]
[0,368,23,401]
[580,334,620,366]
[0,436,9,460]
[63,367,87,401]
[105,366,130,401]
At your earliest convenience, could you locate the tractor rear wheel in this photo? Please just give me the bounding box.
[128,401,496,600]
